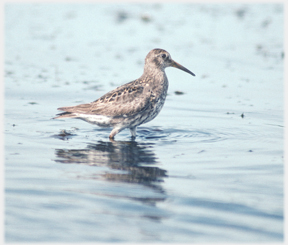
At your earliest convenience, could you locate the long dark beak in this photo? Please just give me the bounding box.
[171,60,195,76]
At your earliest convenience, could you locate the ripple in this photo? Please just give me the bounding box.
[54,123,273,146]
[137,127,230,144]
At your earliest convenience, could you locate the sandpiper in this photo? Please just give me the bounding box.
[54,48,195,139]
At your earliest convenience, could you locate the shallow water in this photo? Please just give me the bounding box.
[5,3,283,242]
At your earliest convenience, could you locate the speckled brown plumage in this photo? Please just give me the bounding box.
[54,48,195,139]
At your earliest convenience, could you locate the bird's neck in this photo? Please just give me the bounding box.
[142,65,166,80]
[140,67,168,92]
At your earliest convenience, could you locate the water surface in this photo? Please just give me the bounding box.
[5,3,283,242]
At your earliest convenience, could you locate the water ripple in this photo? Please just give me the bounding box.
[137,127,231,144]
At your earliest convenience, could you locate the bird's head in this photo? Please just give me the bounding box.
[144,49,195,76]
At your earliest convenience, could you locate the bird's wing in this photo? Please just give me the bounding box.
[57,79,155,118]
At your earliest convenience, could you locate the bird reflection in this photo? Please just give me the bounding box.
[54,140,167,190]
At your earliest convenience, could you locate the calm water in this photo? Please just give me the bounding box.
[5,3,284,242]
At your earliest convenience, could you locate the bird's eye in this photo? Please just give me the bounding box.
[161,54,167,59]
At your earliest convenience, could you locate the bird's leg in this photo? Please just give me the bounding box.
[129,126,137,139]
[109,127,121,139]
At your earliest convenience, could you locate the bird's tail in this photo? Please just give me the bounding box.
[53,112,77,119]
